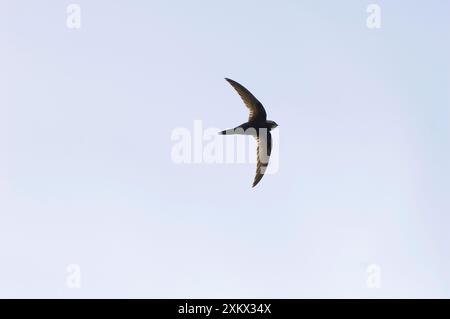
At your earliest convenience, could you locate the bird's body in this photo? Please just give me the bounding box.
[219,78,278,187]
[219,120,278,135]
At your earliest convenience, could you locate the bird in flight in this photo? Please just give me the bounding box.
[219,78,278,187]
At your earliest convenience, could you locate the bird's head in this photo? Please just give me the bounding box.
[268,120,279,129]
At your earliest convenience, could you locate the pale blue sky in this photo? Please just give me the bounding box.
[0,1,449,298]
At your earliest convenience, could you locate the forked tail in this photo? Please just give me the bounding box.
[219,128,239,135]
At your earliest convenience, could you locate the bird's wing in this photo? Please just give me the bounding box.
[225,78,267,122]
[253,131,272,187]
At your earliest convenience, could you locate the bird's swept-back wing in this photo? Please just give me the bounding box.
[253,131,272,187]
[225,78,267,122]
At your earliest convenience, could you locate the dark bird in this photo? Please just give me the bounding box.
[219,78,278,187]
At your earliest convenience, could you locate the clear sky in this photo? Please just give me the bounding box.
[0,0,449,298]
